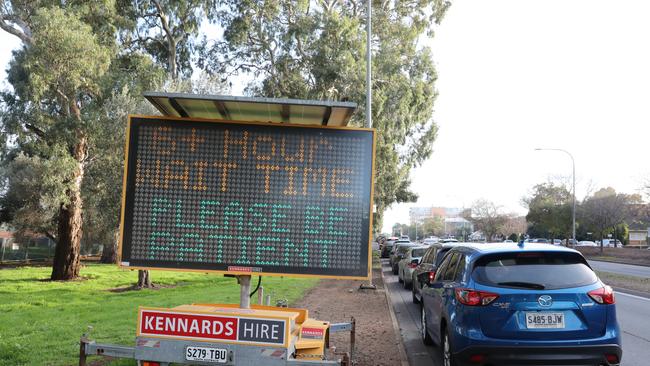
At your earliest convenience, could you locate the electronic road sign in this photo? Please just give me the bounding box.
[119,116,375,279]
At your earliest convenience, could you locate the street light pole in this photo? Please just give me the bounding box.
[534,148,576,245]
[360,0,376,290]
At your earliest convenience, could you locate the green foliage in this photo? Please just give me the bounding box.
[0,147,76,237]
[0,264,317,366]
[422,216,444,237]
[119,0,219,79]
[24,7,111,103]
[524,183,572,239]
[209,0,451,229]
[465,199,508,241]
[580,187,631,245]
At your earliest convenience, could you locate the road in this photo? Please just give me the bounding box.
[382,259,650,366]
[589,260,650,278]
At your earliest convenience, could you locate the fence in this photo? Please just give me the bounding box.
[0,240,102,264]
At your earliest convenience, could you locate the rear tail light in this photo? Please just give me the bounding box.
[455,288,499,306]
[408,262,418,269]
[469,354,486,363]
[588,285,615,304]
[605,353,619,364]
[428,271,436,282]
[142,362,161,366]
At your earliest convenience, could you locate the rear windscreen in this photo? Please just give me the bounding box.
[472,252,597,290]
[411,248,428,257]
[397,245,414,254]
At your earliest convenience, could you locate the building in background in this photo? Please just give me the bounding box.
[409,206,465,222]
[409,206,473,239]
[628,229,649,246]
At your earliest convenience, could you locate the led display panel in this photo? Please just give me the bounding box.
[119,116,375,279]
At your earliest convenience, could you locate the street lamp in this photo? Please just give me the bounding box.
[360,0,376,290]
[534,148,576,245]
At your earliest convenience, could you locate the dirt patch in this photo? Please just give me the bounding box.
[577,247,650,266]
[107,283,177,292]
[293,267,402,366]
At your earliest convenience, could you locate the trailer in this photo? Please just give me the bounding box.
[79,303,356,365]
[80,93,374,366]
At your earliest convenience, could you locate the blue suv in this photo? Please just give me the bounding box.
[418,243,622,366]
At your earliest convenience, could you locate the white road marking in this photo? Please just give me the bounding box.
[616,291,650,302]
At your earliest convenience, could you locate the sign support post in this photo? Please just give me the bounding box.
[238,275,252,309]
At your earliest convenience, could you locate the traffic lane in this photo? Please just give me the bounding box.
[589,260,650,278]
[381,259,440,366]
[615,292,650,366]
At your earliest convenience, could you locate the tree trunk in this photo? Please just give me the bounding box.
[51,138,87,280]
[101,230,119,264]
[137,270,152,288]
[600,231,604,254]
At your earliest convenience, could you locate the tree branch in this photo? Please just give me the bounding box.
[0,15,33,45]
[24,123,46,139]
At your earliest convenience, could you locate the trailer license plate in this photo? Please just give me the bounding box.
[525,312,565,329]
[185,346,228,363]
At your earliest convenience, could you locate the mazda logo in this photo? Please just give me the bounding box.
[538,295,553,307]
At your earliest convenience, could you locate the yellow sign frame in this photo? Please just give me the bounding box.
[118,115,376,280]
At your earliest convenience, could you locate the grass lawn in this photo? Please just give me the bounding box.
[0,264,318,366]
[597,271,650,294]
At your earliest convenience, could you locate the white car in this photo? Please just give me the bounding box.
[576,240,598,247]
[600,239,623,248]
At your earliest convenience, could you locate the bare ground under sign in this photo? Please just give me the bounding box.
[294,267,403,366]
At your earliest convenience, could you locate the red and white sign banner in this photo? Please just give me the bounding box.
[138,309,287,346]
[301,327,325,339]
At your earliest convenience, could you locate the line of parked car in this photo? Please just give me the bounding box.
[522,238,624,248]
[379,236,622,366]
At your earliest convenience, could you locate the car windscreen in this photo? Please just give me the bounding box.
[472,251,598,290]
[411,248,428,257]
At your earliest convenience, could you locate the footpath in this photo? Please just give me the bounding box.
[294,266,408,366]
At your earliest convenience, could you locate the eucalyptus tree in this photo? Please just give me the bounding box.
[0,1,162,279]
[119,0,219,79]
[203,0,452,229]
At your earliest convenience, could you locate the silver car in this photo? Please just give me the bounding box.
[397,245,429,289]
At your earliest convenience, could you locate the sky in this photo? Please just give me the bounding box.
[1,1,650,234]
[381,0,650,232]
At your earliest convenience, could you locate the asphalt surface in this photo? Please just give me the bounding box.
[589,260,650,278]
[382,258,650,366]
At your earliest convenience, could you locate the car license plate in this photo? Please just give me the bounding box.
[525,312,565,329]
[185,346,229,363]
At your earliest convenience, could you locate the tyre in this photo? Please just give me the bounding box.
[412,285,419,304]
[392,265,398,275]
[440,326,458,366]
[404,277,411,290]
[420,305,433,345]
